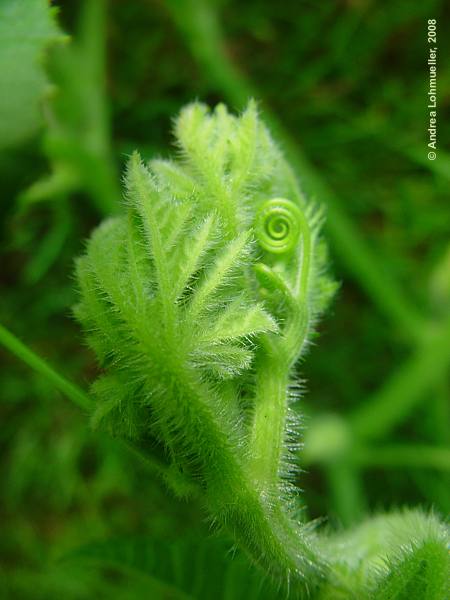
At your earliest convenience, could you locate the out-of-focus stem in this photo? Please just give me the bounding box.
[349,316,450,441]
[325,460,366,526]
[354,444,450,471]
[0,323,92,411]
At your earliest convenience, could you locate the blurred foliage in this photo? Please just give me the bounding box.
[0,0,63,150]
[0,0,449,597]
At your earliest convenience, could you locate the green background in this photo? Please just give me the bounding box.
[0,0,449,597]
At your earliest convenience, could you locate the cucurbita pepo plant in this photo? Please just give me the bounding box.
[74,102,449,598]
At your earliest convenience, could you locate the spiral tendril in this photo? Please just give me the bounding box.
[256,198,303,254]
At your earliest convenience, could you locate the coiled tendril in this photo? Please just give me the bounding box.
[256,198,303,254]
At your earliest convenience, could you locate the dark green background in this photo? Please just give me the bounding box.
[1,0,449,597]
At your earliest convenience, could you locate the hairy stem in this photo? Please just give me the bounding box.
[247,351,290,491]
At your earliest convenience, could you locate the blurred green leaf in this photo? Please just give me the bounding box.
[0,0,64,150]
[19,0,119,215]
[63,535,277,599]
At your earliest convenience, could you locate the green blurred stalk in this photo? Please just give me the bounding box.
[0,323,92,411]
[20,0,120,216]
[325,460,366,526]
[349,316,450,441]
[0,323,198,492]
[354,444,450,471]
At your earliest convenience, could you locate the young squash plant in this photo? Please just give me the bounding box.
[72,102,449,599]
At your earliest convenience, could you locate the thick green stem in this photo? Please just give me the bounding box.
[248,221,311,497]
[217,487,325,589]
[247,351,290,490]
[143,361,324,585]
